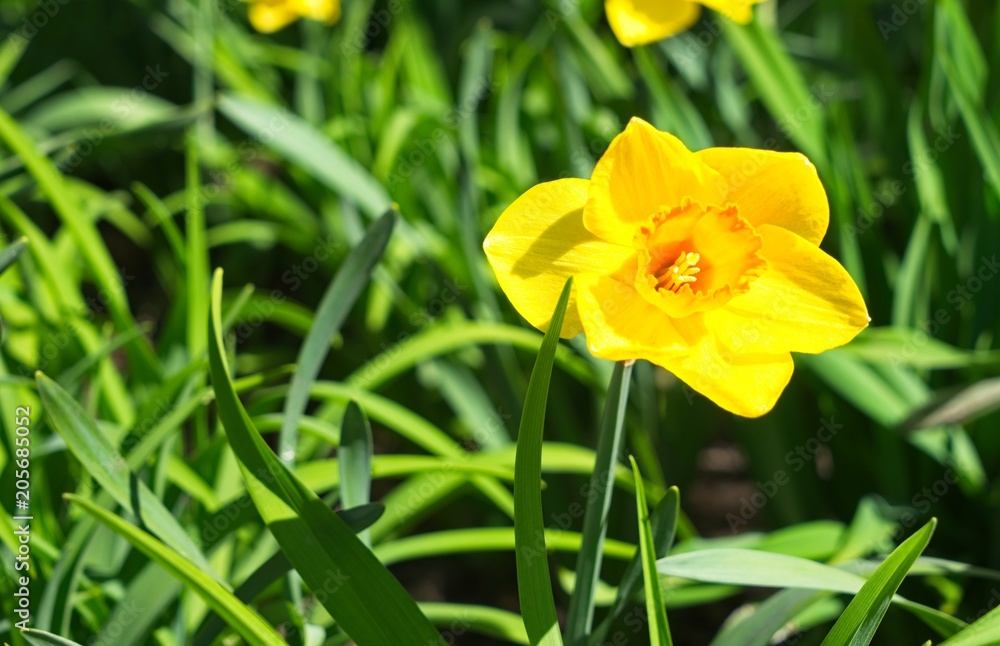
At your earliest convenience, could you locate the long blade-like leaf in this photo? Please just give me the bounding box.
[21,629,84,646]
[630,457,672,646]
[0,236,27,276]
[592,486,679,645]
[340,402,374,545]
[279,210,394,464]
[218,94,391,217]
[207,267,442,645]
[35,373,215,576]
[65,495,284,646]
[939,604,1000,646]
[566,361,632,644]
[820,519,937,645]
[514,278,572,646]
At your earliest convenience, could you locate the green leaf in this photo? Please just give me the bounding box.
[185,131,209,359]
[280,209,394,464]
[658,545,960,638]
[20,629,84,646]
[420,603,529,645]
[593,487,680,645]
[566,361,633,644]
[207,268,442,645]
[709,589,833,646]
[65,494,284,646]
[340,402,374,544]
[899,377,1000,430]
[0,105,160,379]
[723,17,826,163]
[0,236,27,277]
[939,605,1000,646]
[346,321,597,391]
[373,527,636,567]
[842,328,1000,370]
[194,503,386,645]
[514,278,572,646]
[630,457,672,646]
[820,519,937,645]
[659,548,866,593]
[34,372,216,576]
[218,94,391,218]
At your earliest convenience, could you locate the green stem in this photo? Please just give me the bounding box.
[565,360,634,645]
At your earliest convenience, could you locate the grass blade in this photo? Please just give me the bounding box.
[65,494,284,646]
[34,372,215,576]
[592,486,680,645]
[900,377,1000,430]
[939,605,1000,646]
[722,18,826,163]
[20,629,84,646]
[630,457,672,646]
[514,278,573,646]
[820,519,937,645]
[0,236,27,276]
[207,268,442,645]
[194,502,385,645]
[566,361,633,643]
[340,402,374,545]
[185,131,209,358]
[218,94,390,218]
[0,105,160,380]
[279,209,395,464]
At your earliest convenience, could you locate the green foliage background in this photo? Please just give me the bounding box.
[0,0,999,643]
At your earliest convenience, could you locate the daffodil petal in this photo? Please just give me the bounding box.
[576,273,693,360]
[698,0,763,23]
[655,339,794,417]
[585,117,727,246]
[248,0,299,32]
[696,147,829,245]
[605,0,701,47]
[293,0,340,23]
[484,179,635,338]
[709,224,869,355]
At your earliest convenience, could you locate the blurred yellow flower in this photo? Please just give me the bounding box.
[484,118,869,417]
[246,0,340,33]
[606,0,765,46]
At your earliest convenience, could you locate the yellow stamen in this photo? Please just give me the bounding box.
[656,251,701,293]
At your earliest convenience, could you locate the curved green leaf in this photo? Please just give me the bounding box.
[207,267,442,645]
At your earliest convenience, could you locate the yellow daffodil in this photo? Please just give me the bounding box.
[484,118,869,417]
[246,0,340,33]
[606,0,766,46]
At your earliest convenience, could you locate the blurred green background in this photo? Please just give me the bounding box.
[1,0,999,643]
